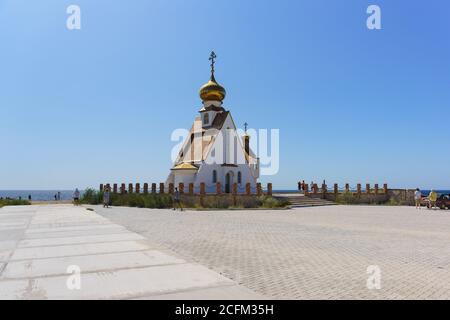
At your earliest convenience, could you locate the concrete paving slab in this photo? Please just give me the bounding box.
[0,263,235,300]
[136,284,268,300]
[1,250,185,279]
[18,233,146,248]
[10,240,152,261]
[0,205,264,300]
[24,228,130,240]
[25,224,125,234]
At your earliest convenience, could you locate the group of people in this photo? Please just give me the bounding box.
[298,180,326,193]
[414,188,438,210]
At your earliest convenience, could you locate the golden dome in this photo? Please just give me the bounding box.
[199,74,226,101]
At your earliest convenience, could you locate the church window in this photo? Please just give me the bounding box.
[212,170,217,183]
[203,113,209,125]
[238,171,242,184]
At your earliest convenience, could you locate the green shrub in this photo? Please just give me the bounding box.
[0,199,30,208]
[81,188,103,205]
[335,191,358,205]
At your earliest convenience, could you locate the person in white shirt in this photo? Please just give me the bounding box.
[414,188,422,209]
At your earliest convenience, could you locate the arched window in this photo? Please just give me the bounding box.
[237,171,242,184]
[212,170,217,183]
[203,113,209,125]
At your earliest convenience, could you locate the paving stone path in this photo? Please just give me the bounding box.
[95,205,450,299]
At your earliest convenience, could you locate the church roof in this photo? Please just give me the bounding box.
[171,163,199,170]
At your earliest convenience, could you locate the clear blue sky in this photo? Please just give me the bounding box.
[1,0,449,190]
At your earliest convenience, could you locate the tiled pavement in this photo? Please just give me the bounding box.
[0,205,263,299]
[94,205,450,299]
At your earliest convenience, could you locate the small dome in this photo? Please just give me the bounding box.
[199,74,226,102]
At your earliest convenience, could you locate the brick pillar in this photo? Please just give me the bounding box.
[99,184,104,192]
[374,184,379,195]
[232,183,238,195]
[313,184,318,194]
[169,183,174,194]
[256,183,262,196]
[121,183,126,194]
[113,184,118,194]
[383,183,388,194]
[159,183,165,194]
[267,183,272,196]
[151,183,156,194]
[200,183,205,195]
[304,184,309,196]
[143,183,148,194]
[189,183,194,195]
[128,183,133,194]
[179,183,184,194]
[357,184,361,195]
[366,184,370,194]
[135,183,140,194]
[322,183,327,193]
[345,183,350,193]
[246,183,251,195]
[216,182,222,195]
[334,184,338,195]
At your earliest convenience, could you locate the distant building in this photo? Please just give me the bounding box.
[166,52,259,193]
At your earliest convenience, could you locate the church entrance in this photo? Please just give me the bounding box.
[225,172,232,193]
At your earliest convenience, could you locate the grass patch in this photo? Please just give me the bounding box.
[0,199,31,208]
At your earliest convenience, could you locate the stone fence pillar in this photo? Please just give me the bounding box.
[189,183,194,195]
[143,183,148,194]
[200,183,205,196]
[313,184,318,194]
[128,183,133,194]
[374,184,379,195]
[169,183,174,194]
[345,183,350,193]
[357,184,361,195]
[256,183,262,196]
[121,183,126,194]
[334,184,338,195]
[159,183,165,194]
[246,183,251,195]
[179,183,184,194]
[366,184,370,194]
[113,183,118,194]
[99,184,104,192]
[267,183,272,196]
[384,183,388,194]
[232,183,237,196]
[151,183,156,194]
[216,182,222,195]
[135,183,140,194]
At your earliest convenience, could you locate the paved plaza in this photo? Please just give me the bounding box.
[0,205,262,299]
[1,204,449,299]
[94,205,450,300]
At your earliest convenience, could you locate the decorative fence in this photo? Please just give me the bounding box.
[303,183,389,196]
[99,182,273,197]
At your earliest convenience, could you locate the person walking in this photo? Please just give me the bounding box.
[73,188,80,206]
[298,181,302,192]
[428,189,438,209]
[172,187,183,211]
[414,188,422,209]
[103,187,110,208]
